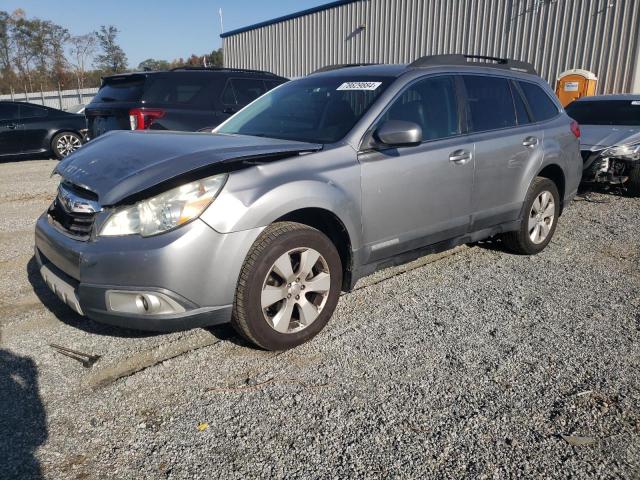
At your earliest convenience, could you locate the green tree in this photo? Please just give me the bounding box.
[94,25,127,73]
[206,48,223,67]
[137,58,170,71]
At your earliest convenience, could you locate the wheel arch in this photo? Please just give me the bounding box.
[275,208,353,291]
[537,163,566,213]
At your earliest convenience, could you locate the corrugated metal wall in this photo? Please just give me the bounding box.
[223,0,640,94]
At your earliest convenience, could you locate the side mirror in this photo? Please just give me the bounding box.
[374,120,422,147]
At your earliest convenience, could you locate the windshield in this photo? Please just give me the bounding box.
[566,100,640,126]
[216,75,394,143]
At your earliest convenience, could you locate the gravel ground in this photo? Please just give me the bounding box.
[1,158,639,479]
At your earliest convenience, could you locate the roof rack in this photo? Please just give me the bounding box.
[169,66,278,76]
[310,63,378,74]
[408,54,537,75]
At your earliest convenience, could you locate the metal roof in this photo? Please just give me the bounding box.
[220,0,360,38]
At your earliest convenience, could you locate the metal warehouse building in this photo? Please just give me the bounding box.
[221,0,640,94]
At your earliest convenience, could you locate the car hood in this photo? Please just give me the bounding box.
[580,124,640,151]
[54,130,322,205]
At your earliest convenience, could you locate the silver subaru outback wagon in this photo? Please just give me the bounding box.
[35,55,582,350]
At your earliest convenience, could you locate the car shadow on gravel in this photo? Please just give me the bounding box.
[26,256,163,339]
[0,348,47,479]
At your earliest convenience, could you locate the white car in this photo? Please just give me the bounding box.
[566,94,640,195]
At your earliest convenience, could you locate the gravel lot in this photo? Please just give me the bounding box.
[1,158,639,479]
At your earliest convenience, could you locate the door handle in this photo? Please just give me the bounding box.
[522,136,539,148]
[223,107,236,115]
[449,149,472,164]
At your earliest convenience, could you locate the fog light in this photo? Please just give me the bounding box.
[106,290,186,315]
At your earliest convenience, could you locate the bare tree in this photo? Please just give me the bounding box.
[68,34,96,90]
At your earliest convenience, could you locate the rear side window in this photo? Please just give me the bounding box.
[463,76,516,132]
[20,104,48,118]
[94,77,145,102]
[518,81,559,122]
[143,76,213,108]
[221,82,236,105]
[381,75,460,141]
[0,103,20,120]
[231,78,267,105]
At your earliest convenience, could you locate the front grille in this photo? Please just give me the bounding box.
[48,195,96,240]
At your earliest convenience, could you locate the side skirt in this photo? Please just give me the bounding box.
[347,220,520,290]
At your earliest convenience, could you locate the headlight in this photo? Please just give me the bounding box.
[100,173,227,237]
[602,143,640,161]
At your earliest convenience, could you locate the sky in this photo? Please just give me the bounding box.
[2,0,329,67]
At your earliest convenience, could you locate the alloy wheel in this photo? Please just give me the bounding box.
[261,247,331,334]
[528,190,555,244]
[56,134,82,157]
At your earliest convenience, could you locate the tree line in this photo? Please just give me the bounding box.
[0,9,223,95]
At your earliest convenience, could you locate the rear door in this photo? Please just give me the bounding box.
[462,75,545,230]
[85,74,146,138]
[0,103,23,155]
[359,75,474,262]
[20,103,51,154]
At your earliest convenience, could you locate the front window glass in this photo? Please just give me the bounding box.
[565,100,640,126]
[216,76,393,143]
[378,75,460,141]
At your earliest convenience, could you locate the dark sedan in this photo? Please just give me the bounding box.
[0,101,87,160]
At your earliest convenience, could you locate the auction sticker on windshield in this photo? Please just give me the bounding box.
[337,82,382,91]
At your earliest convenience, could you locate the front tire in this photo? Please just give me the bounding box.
[231,222,343,350]
[626,165,640,196]
[502,177,560,255]
[52,132,83,159]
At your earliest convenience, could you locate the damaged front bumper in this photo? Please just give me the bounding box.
[34,212,263,332]
[580,149,639,186]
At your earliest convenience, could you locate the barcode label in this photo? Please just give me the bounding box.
[337,81,382,91]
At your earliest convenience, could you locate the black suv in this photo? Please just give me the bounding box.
[85,67,288,139]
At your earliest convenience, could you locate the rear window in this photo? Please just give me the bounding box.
[463,75,516,132]
[94,76,145,102]
[565,100,640,126]
[21,104,48,118]
[222,78,282,107]
[518,81,559,122]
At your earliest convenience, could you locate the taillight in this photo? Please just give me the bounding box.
[129,108,165,130]
[570,120,580,138]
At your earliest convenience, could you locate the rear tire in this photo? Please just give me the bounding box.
[502,177,560,255]
[626,165,640,196]
[52,131,83,159]
[231,222,342,350]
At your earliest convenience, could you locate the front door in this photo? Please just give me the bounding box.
[359,75,474,263]
[0,103,23,156]
[19,103,50,154]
